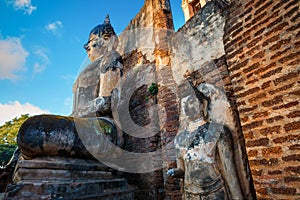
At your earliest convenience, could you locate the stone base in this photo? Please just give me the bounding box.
[5,179,134,200]
[4,157,134,199]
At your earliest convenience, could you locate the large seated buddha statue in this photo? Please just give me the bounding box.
[17,15,124,160]
[2,15,134,199]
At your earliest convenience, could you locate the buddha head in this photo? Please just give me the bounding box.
[84,15,118,61]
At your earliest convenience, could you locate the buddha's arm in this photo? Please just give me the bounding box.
[217,126,243,199]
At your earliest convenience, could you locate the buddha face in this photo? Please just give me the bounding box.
[84,33,106,62]
[84,33,118,62]
[183,95,203,122]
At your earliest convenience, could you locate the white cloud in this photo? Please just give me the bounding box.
[45,21,63,35]
[0,101,49,126]
[33,48,49,74]
[0,37,28,80]
[9,0,37,15]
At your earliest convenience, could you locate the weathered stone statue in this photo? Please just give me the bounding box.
[72,14,123,117]
[167,84,243,199]
[3,16,133,199]
[15,15,123,161]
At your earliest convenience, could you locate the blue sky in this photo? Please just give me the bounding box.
[0,0,185,125]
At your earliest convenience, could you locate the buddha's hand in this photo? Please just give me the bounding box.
[167,169,175,176]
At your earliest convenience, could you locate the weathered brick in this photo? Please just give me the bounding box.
[272,101,299,110]
[244,0,254,9]
[287,111,300,118]
[245,14,252,22]
[236,87,260,98]
[262,146,282,156]
[289,144,300,150]
[254,1,273,15]
[278,52,300,64]
[262,95,283,107]
[284,6,299,18]
[262,35,280,47]
[230,59,249,72]
[242,28,252,37]
[253,111,268,119]
[284,121,300,132]
[250,158,278,166]
[291,12,300,22]
[271,187,296,195]
[288,59,300,66]
[236,101,246,107]
[252,169,263,176]
[243,62,260,73]
[270,47,291,60]
[267,16,283,29]
[227,21,243,36]
[225,35,243,52]
[259,125,281,136]
[231,27,243,38]
[243,119,263,130]
[244,131,254,139]
[274,71,299,86]
[273,134,300,144]
[271,0,289,12]
[282,154,300,162]
[249,12,267,28]
[286,22,300,32]
[268,170,282,175]
[261,67,283,79]
[295,41,300,48]
[269,43,281,51]
[284,0,299,10]
[261,81,272,89]
[227,48,243,60]
[246,45,260,56]
[254,27,266,36]
[269,82,295,95]
[239,6,253,18]
[253,50,265,59]
[266,116,284,123]
[247,36,263,48]
[245,79,258,86]
[233,86,244,93]
[256,188,268,195]
[240,115,249,123]
[246,138,269,147]
[249,93,267,103]
[285,166,300,174]
[284,176,300,183]
[265,22,289,36]
[254,0,266,8]
[248,149,258,157]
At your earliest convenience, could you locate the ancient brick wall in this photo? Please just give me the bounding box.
[224,0,300,199]
[117,0,174,199]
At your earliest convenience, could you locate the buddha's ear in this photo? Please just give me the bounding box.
[106,35,118,51]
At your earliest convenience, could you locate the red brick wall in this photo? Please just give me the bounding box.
[224,0,300,199]
[119,0,175,199]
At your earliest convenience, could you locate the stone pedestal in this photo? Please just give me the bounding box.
[5,157,134,199]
